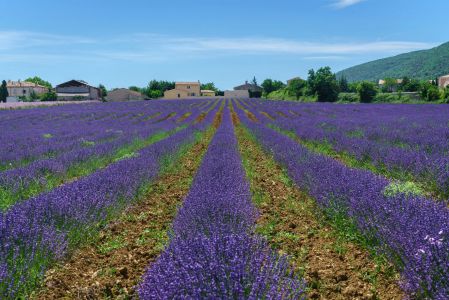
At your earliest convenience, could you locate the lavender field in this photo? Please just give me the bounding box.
[1,99,448,299]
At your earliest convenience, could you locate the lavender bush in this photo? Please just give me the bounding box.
[138,106,306,299]
[234,103,449,299]
[0,100,218,298]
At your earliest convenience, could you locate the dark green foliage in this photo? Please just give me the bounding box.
[141,80,175,99]
[308,67,339,102]
[337,42,449,82]
[0,80,8,102]
[338,76,349,92]
[24,76,52,89]
[420,82,441,101]
[401,78,421,92]
[129,86,141,92]
[251,76,258,86]
[357,81,378,103]
[287,78,306,100]
[261,79,285,95]
[39,91,58,102]
[98,84,107,101]
[200,82,218,92]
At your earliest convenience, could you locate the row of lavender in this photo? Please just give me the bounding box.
[234,102,449,299]
[138,106,306,299]
[0,100,217,211]
[0,101,219,298]
[241,100,449,199]
[0,100,205,170]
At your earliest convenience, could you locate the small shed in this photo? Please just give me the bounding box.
[201,90,216,97]
[234,81,263,98]
[106,88,145,102]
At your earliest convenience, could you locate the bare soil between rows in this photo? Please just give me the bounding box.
[33,128,216,300]
[234,120,404,300]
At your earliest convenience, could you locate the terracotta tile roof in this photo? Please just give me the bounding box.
[6,80,46,88]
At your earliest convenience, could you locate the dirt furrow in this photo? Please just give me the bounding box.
[234,120,404,300]
[33,127,216,300]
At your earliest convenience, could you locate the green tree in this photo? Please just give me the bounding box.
[40,91,57,101]
[29,90,39,101]
[261,79,274,95]
[251,76,258,86]
[420,82,441,101]
[149,90,163,99]
[98,84,107,101]
[24,76,52,89]
[0,80,8,103]
[200,82,218,92]
[287,78,306,100]
[308,67,339,102]
[129,86,141,92]
[357,81,378,103]
[338,76,349,92]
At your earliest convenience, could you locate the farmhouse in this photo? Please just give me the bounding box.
[106,88,145,102]
[164,82,201,99]
[234,81,263,98]
[56,80,101,101]
[438,75,449,88]
[6,80,48,102]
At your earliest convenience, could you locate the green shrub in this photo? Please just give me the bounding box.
[338,93,359,103]
[357,81,378,103]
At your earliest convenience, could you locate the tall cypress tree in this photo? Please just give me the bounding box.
[0,80,9,103]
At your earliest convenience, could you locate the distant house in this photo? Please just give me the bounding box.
[201,90,216,97]
[378,79,403,85]
[164,82,201,99]
[224,90,250,98]
[234,81,263,98]
[106,88,145,102]
[6,80,48,102]
[378,79,404,92]
[56,80,100,101]
[438,75,449,88]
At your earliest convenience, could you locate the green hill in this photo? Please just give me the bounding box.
[336,42,449,82]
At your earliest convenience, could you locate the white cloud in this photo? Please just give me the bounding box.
[0,31,434,64]
[331,0,366,9]
[0,31,94,51]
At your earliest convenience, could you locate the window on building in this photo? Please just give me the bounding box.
[187,85,190,89]
[23,89,26,95]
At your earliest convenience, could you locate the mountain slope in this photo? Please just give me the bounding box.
[336,42,449,82]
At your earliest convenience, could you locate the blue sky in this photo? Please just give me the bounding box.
[0,0,447,90]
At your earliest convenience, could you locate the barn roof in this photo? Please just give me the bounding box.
[56,80,98,89]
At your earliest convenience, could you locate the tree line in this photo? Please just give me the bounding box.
[261,67,449,103]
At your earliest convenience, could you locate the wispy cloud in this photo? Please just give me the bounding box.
[331,0,366,9]
[0,31,434,64]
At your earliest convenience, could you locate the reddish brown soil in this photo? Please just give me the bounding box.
[259,111,275,120]
[194,112,207,123]
[33,127,216,300]
[235,124,404,300]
